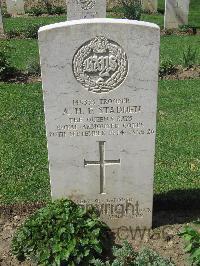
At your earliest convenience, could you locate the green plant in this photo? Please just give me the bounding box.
[43,0,53,14]
[0,43,18,81]
[6,29,21,38]
[6,23,43,39]
[134,248,175,266]
[182,45,198,68]
[179,220,200,266]
[28,6,47,16]
[12,199,111,266]
[26,58,41,76]
[50,6,66,15]
[92,241,175,265]
[121,0,142,20]
[22,23,44,39]
[159,58,176,78]
[179,24,197,34]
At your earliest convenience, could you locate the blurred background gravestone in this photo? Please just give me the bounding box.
[67,0,106,20]
[141,0,157,13]
[164,0,190,29]
[6,0,25,16]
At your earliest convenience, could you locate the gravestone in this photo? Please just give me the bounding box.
[141,0,157,13]
[67,0,106,20]
[0,6,3,35]
[164,0,190,29]
[6,0,25,16]
[39,19,160,234]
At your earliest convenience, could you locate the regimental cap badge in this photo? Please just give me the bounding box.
[73,36,128,94]
[77,0,96,10]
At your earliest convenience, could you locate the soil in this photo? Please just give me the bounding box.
[160,28,200,36]
[0,203,199,266]
[160,66,200,80]
[1,65,198,85]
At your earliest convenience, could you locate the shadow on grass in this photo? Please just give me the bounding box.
[153,189,200,227]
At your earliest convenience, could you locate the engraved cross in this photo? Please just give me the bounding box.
[84,141,120,194]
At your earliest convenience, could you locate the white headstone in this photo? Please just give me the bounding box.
[141,0,157,13]
[164,0,190,29]
[39,19,160,234]
[6,0,25,16]
[67,0,106,20]
[0,7,4,35]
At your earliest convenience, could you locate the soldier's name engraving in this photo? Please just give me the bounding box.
[49,96,155,138]
[73,36,128,93]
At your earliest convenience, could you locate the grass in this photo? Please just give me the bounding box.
[160,35,200,65]
[3,16,66,33]
[0,0,199,205]
[0,39,39,70]
[0,35,199,72]
[0,83,50,204]
[155,80,200,195]
[0,80,199,204]
[2,0,200,34]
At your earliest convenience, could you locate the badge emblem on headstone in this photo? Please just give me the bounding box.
[73,36,128,93]
[77,0,96,10]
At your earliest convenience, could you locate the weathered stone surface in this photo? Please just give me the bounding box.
[164,0,190,29]
[67,0,106,20]
[0,7,4,34]
[141,0,157,13]
[39,19,160,233]
[6,0,25,16]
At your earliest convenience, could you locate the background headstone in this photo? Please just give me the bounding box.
[6,0,25,16]
[141,0,157,13]
[67,0,106,20]
[39,19,160,232]
[0,6,4,35]
[164,0,190,29]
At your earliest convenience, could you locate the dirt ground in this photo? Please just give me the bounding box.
[0,203,199,266]
[161,66,200,80]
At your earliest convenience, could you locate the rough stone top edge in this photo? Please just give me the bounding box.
[38,18,160,34]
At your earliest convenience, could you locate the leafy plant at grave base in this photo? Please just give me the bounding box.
[179,24,197,34]
[6,28,21,38]
[182,45,198,68]
[92,241,175,266]
[12,199,112,266]
[43,0,53,15]
[26,58,41,76]
[2,11,11,18]
[50,6,66,15]
[22,23,45,39]
[164,29,173,35]
[179,220,200,266]
[28,6,47,16]
[6,23,44,39]
[120,0,142,20]
[159,58,177,78]
[0,43,18,81]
